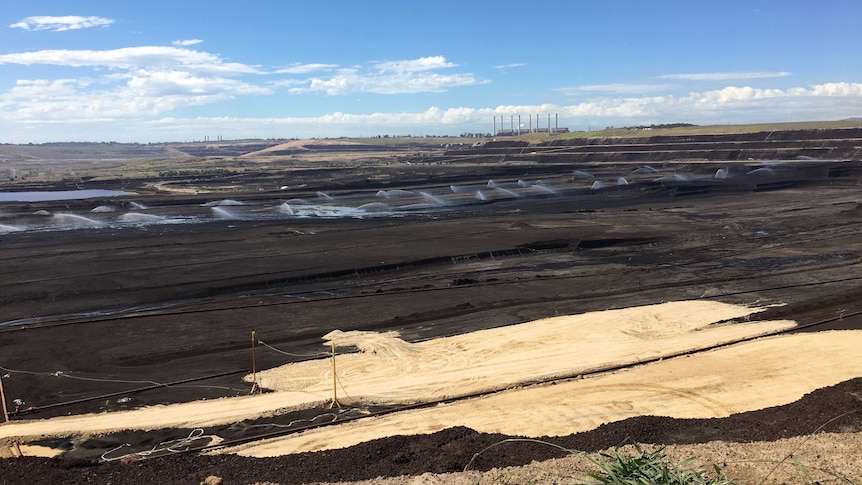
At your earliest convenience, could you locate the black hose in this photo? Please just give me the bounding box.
[9,369,248,417]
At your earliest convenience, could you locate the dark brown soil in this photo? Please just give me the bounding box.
[2,131,862,483]
[1,378,860,485]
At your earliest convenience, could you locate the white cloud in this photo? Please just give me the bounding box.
[274,63,339,74]
[0,71,271,122]
[374,56,456,73]
[658,71,792,81]
[495,63,526,70]
[172,39,203,46]
[0,46,261,74]
[10,16,113,32]
[546,83,862,122]
[291,70,486,95]
[809,82,862,97]
[281,56,486,95]
[124,70,271,97]
[556,83,675,95]
[0,46,270,123]
[0,49,487,134]
[1,39,859,143]
[125,82,862,141]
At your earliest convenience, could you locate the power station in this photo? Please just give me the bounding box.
[492,114,569,136]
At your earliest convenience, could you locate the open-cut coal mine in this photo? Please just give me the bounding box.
[2,127,862,484]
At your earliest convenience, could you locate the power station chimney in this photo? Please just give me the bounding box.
[518,115,521,135]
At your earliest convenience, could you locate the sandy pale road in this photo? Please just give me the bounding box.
[0,301,794,446]
[223,330,862,457]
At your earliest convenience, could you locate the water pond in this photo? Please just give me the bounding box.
[0,189,136,202]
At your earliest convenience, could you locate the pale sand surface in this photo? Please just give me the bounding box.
[222,331,862,457]
[310,433,862,484]
[0,300,790,444]
[254,301,795,403]
[0,391,320,443]
[13,445,62,458]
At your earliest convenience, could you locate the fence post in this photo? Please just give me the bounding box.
[250,331,258,394]
[328,341,341,409]
[0,371,9,423]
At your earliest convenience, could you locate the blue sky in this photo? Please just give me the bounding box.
[0,1,860,143]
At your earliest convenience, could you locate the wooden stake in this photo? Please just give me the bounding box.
[0,372,9,423]
[250,331,258,394]
[328,341,341,409]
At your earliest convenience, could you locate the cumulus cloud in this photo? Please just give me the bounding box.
[0,45,270,123]
[553,83,862,122]
[125,82,862,140]
[10,15,113,32]
[139,82,862,126]
[0,48,487,132]
[658,71,792,81]
[809,82,862,96]
[281,56,486,95]
[1,38,859,143]
[373,56,456,73]
[172,39,203,46]
[0,71,271,122]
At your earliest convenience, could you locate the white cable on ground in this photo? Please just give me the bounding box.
[101,443,132,462]
[233,412,339,431]
[257,340,329,358]
[100,429,208,462]
[58,373,163,386]
[170,384,248,392]
[0,366,164,386]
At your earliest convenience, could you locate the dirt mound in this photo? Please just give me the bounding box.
[242,139,374,157]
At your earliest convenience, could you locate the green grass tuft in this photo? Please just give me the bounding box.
[583,445,735,485]
[466,439,736,485]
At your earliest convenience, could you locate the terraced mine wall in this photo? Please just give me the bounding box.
[450,128,862,162]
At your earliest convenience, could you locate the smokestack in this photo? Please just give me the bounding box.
[493,116,496,136]
[548,114,551,133]
[518,115,521,135]
[529,114,532,133]
[510,115,513,133]
[555,113,558,131]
